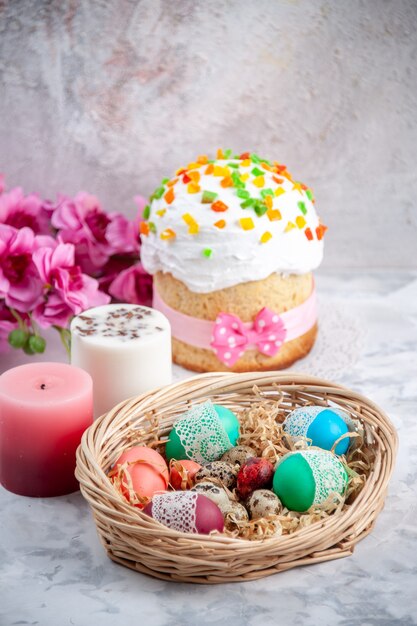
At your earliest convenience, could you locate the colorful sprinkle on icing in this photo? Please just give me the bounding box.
[153,186,165,199]
[284,221,296,232]
[240,217,255,230]
[140,222,149,236]
[253,176,265,188]
[202,190,218,204]
[298,201,307,215]
[296,216,306,229]
[187,162,201,171]
[260,231,272,244]
[143,205,151,220]
[188,170,201,182]
[251,167,264,177]
[203,248,212,257]
[182,213,199,234]
[187,182,201,194]
[254,201,268,217]
[220,176,233,188]
[267,208,282,221]
[274,187,285,197]
[240,198,255,209]
[156,209,166,217]
[213,165,230,177]
[304,227,313,240]
[316,224,327,240]
[211,200,229,212]
[164,188,175,204]
[160,228,176,240]
[214,219,226,229]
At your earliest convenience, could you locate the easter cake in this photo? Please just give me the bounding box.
[140,150,326,372]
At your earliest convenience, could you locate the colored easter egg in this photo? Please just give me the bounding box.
[272,449,349,512]
[236,457,275,500]
[165,400,240,463]
[112,445,169,506]
[284,406,351,455]
[169,459,202,490]
[143,491,224,534]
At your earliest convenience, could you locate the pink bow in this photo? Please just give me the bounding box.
[210,307,287,366]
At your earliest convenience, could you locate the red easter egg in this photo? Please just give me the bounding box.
[237,457,275,500]
[143,491,224,534]
[111,445,169,506]
[169,459,202,490]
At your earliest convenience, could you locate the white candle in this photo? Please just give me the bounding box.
[70,304,171,418]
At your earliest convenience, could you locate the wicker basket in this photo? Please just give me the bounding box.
[75,372,398,584]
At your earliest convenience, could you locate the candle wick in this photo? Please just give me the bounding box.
[41,384,46,390]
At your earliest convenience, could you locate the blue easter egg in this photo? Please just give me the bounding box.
[306,409,349,455]
[284,407,350,455]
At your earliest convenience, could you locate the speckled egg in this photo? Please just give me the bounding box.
[236,457,275,499]
[195,461,238,488]
[221,445,257,466]
[247,489,283,519]
[222,501,249,529]
[191,480,230,509]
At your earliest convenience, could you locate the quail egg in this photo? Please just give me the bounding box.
[191,481,230,509]
[221,445,257,466]
[247,489,283,519]
[195,461,238,488]
[221,501,249,530]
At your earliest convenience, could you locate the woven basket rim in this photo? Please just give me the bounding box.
[75,371,398,581]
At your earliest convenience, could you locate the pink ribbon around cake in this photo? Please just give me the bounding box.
[153,283,317,367]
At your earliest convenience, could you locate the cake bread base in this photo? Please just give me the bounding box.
[154,271,317,372]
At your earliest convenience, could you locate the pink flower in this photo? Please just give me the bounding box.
[51,192,139,274]
[0,301,18,353]
[0,186,52,235]
[0,225,53,312]
[109,263,153,307]
[106,214,139,256]
[32,242,110,328]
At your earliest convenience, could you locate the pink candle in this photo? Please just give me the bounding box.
[0,362,93,497]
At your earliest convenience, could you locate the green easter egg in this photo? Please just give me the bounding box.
[165,428,184,462]
[165,402,239,463]
[273,449,348,512]
[213,405,240,446]
[273,452,316,512]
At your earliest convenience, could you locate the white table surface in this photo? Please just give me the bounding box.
[1,270,417,626]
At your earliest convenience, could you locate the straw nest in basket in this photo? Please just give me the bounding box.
[75,372,398,584]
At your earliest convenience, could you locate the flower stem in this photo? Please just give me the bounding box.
[53,326,71,361]
[10,308,26,330]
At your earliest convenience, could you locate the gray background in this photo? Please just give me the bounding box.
[1,0,416,269]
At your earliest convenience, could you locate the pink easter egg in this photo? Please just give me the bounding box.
[112,445,169,506]
[143,491,224,534]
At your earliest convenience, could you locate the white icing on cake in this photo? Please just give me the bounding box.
[140,154,325,293]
